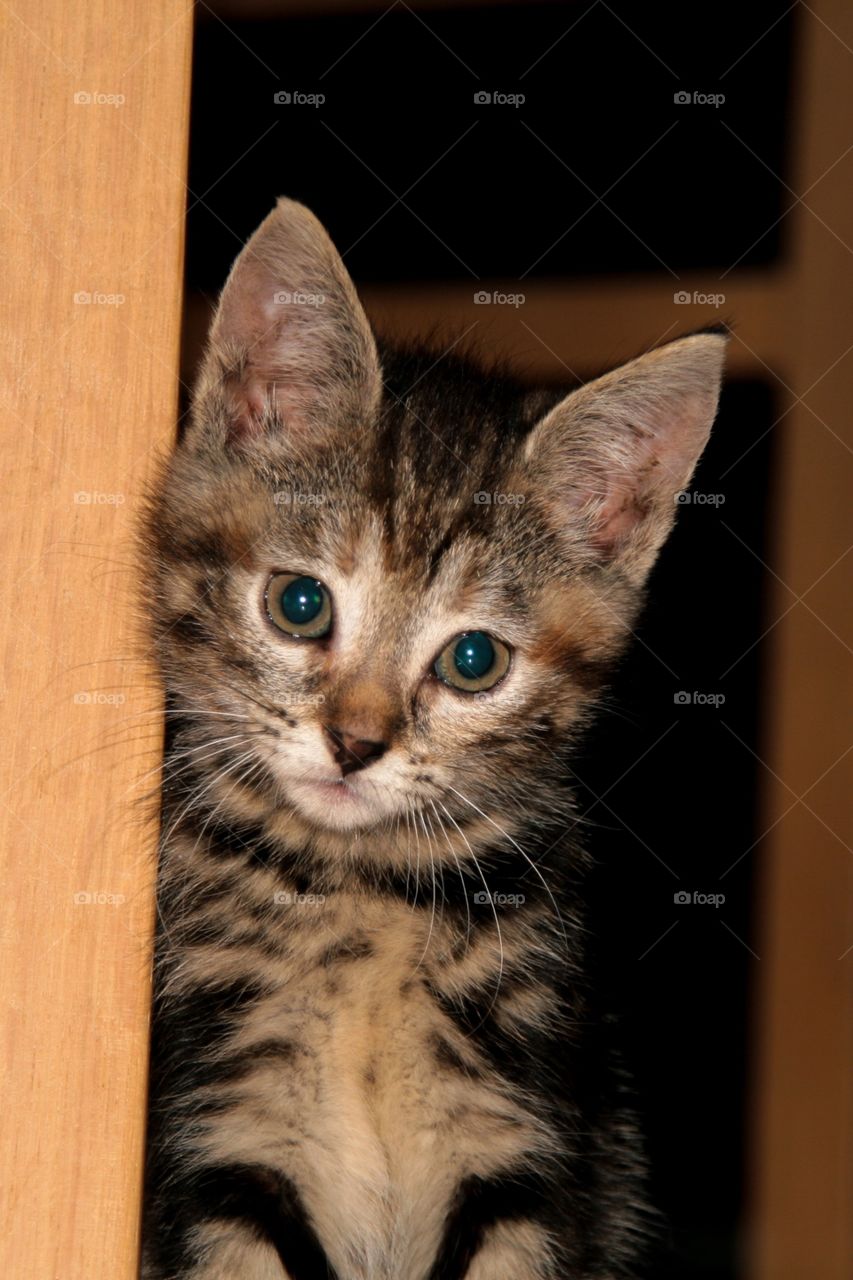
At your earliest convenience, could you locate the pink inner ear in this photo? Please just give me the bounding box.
[246,380,267,418]
[590,486,644,554]
[223,375,269,441]
[585,416,692,556]
[225,372,314,444]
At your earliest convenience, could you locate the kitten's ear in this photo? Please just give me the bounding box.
[192,198,381,449]
[521,332,727,585]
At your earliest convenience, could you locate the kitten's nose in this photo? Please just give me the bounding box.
[325,725,387,776]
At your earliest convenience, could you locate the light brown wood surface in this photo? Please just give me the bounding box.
[185,271,785,389]
[0,3,192,1276]
[747,2,853,1276]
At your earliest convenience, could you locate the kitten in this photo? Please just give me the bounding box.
[140,198,726,1280]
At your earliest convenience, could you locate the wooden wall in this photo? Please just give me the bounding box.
[0,4,192,1276]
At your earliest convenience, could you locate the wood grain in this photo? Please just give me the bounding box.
[0,3,192,1276]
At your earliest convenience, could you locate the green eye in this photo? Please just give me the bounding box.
[265,573,332,638]
[434,630,511,693]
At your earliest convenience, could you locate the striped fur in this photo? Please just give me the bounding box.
[140,199,726,1279]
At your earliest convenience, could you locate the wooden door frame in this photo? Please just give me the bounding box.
[0,4,193,1277]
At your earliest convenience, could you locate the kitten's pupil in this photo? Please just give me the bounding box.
[434,631,510,692]
[454,632,495,680]
[282,576,323,625]
[265,572,332,638]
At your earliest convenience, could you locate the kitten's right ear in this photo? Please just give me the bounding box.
[519,331,727,587]
[190,198,381,451]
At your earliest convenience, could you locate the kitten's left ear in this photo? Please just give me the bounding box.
[192,197,381,449]
[521,331,727,585]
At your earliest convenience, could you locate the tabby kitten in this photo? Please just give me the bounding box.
[141,198,726,1280]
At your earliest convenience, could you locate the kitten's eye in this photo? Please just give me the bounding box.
[434,631,511,693]
[265,573,332,638]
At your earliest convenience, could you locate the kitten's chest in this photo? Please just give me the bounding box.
[190,896,548,1278]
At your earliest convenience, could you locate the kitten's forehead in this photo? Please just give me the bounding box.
[275,499,524,633]
[259,374,541,595]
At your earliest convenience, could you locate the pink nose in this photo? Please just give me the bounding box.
[324,726,387,775]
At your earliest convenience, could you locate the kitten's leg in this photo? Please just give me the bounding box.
[463,1220,557,1280]
[170,1221,290,1279]
[142,1163,333,1280]
[430,1173,558,1280]
[141,1222,290,1280]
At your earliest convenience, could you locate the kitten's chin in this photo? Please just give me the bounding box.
[284,777,384,833]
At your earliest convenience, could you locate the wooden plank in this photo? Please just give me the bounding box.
[747,1,853,1276]
[184,270,787,394]
[0,3,192,1276]
[359,271,790,380]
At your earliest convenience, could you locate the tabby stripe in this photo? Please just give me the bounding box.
[428,1171,549,1280]
[192,1162,338,1280]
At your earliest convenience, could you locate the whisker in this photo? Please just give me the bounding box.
[429,798,471,954]
[446,783,569,957]
[438,800,505,1031]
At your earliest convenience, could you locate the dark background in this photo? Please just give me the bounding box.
[185,3,793,1274]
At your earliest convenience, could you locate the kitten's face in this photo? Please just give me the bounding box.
[150,402,630,839]
[147,199,725,856]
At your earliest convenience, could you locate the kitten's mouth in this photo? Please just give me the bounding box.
[285,772,380,831]
[307,777,359,802]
